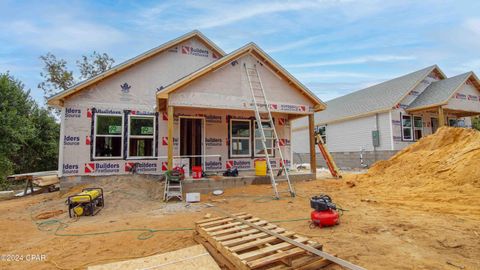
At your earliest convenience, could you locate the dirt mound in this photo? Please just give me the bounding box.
[363,127,480,189]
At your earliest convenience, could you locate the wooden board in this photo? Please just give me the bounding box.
[88,245,221,270]
[194,213,331,270]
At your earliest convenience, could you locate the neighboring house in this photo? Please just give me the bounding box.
[292,65,480,169]
[47,30,325,183]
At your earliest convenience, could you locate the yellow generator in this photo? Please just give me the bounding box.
[67,188,104,217]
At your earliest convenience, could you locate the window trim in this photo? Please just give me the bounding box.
[401,114,413,141]
[127,114,156,159]
[229,119,252,158]
[413,115,423,141]
[93,113,124,159]
[253,120,276,158]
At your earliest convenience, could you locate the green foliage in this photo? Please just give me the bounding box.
[0,73,59,188]
[472,116,480,131]
[77,51,115,80]
[38,53,75,100]
[38,51,115,102]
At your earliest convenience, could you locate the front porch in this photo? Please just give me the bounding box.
[406,106,477,140]
[160,105,318,177]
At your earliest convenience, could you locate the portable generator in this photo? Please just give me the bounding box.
[67,188,104,218]
[309,195,339,228]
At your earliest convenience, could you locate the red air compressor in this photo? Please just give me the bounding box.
[310,195,340,228]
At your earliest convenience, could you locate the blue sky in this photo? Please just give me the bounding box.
[1,0,479,105]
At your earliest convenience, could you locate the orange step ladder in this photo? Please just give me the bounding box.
[315,134,341,178]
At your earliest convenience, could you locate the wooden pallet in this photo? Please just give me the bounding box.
[194,212,332,270]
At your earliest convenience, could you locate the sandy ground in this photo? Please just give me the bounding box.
[0,174,478,270]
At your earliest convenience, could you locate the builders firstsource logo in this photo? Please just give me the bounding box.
[278,138,291,147]
[205,160,222,170]
[226,160,251,169]
[63,164,79,174]
[64,135,80,146]
[85,163,120,174]
[125,162,157,173]
[181,46,209,57]
[65,108,81,118]
[206,138,222,147]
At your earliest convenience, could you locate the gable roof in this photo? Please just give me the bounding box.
[156,42,326,111]
[407,71,480,111]
[316,65,445,124]
[47,30,225,107]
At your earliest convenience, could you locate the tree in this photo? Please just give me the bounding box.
[472,116,480,131]
[38,51,115,101]
[38,53,75,100]
[77,51,115,80]
[0,73,59,187]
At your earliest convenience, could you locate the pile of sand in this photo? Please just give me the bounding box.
[354,127,480,193]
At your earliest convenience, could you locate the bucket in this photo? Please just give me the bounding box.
[255,160,267,176]
[192,166,203,179]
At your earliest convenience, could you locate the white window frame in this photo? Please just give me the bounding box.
[413,116,423,141]
[93,113,124,159]
[127,114,156,159]
[230,119,251,158]
[401,114,413,141]
[254,120,275,158]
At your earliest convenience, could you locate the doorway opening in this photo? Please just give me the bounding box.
[180,117,203,170]
[431,117,439,133]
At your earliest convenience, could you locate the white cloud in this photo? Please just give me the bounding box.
[134,0,344,31]
[4,17,126,52]
[287,55,415,68]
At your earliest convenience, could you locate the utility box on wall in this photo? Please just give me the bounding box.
[372,130,380,147]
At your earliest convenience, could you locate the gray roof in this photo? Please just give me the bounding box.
[407,72,472,110]
[316,65,440,124]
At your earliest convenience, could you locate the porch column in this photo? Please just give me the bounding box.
[438,106,446,127]
[308,114,317,176]
[167,105,174,170]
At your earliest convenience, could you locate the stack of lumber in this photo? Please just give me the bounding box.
[194,212,334,270]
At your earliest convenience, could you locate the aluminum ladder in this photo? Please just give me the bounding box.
[244,63,295,199]
[163,175,183,202]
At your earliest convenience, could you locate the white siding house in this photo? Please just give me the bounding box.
[292,65,480,168]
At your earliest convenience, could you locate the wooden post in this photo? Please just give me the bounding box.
[308,114,317,176]
[167,106,174,170]
[438,106,445,127]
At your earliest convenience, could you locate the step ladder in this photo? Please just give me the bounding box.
[244,63,295,199]
[315,134,342,178]
[163,172,183,202]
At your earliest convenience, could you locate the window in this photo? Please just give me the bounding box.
[448,118,459,127]
[401,115,413,141]
[413,116,423,141]
[254,120,275,157]
[128,115,155,158]
[230,120,251,157]
[94,114,123,158]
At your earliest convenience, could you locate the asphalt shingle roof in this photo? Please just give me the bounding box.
[316,65,439,124]
[407,72,472,110]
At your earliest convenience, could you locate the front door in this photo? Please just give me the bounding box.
[431,118,439,133]
[180,118,203,169]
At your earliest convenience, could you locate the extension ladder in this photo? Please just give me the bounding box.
[315,134,342,178]
[244,63,295,199]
